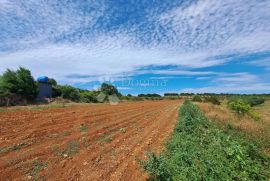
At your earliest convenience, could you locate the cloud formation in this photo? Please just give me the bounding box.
[0,0,269,93]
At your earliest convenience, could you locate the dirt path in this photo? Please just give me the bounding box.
[0,100,181,181]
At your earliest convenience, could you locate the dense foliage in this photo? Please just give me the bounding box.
[192,95,202,102]
[204,95,221,105]
[229,96,265,107]
[245,97,265,107]
[228,99,251,115]
[58,85,81,102]
[0,67,38,101]
[142,101,269,180]
[101,83,121,96]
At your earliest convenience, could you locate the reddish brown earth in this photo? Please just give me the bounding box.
[0,100,181,181]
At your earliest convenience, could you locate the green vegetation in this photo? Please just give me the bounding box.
[0,67,38,105]
[191,94,221,105]
[28,160,47,180]
[141,101,269,181]
[228,99,251,115]
[192,95,202,102]
[99,132,113,143]
[204,95,221,105]
[228,98,263,121]
[229,96,266,107]
[58,85,81,102]
[0,142,30,154]
[63,140,80,156]
[119,128,126,133]
[79,124,88,132]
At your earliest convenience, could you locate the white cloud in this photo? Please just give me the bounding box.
[0,36,227,83]
[158,0,270,53]
[181,83,270,93]
[182,72,268,93]
[0,0,269,93]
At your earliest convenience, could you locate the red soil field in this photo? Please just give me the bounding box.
[0,100,181,181]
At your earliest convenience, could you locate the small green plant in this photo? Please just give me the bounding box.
[28,160,47,180]
[99,132,113,143]
[119,128,126,133]
[63,140,80,156]
[79,124,88,132]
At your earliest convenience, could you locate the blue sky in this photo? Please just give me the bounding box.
[0,0,270,95]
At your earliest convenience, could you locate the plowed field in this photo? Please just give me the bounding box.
[0,100,181,181]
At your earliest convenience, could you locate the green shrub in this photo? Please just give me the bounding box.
[204,96,221,105]
[80,91,98,103]
[192,95,202,102]
[59,85,81,102]
[228,99,251,115]
[245,97,265,107]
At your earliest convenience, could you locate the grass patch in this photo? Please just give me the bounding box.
[29,104,67,110]
[141,101,270,181]
[119,128,126,133]
[28,160,47,180]
[0,108,23,112]
[0,142,29,154]
[98,132,113,143]
[63,140,80,156]
[79,124,88,132]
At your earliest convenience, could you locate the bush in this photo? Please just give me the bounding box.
[59,85,81,102]
[245,97,265,107]
[204,96,221,105]
[80,91,98,103]
[228,99,251,115]
[192,95,202,102]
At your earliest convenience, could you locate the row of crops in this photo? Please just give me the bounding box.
[142,101,270,180]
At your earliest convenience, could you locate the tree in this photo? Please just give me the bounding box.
[0,67,38,101]
[16,67,39,101]
[100,83,121,96]
[1,69,19,94]
[48,78,57,86]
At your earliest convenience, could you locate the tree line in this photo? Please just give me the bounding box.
[0,67,121,106]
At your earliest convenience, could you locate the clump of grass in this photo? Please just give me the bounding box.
[63,140,80,156]
[119,128,126,133]
[0,142,29,154]
[141,101,270,180]
[28,160,47,180]
[79,124,88,132]
[99,132,113,143]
